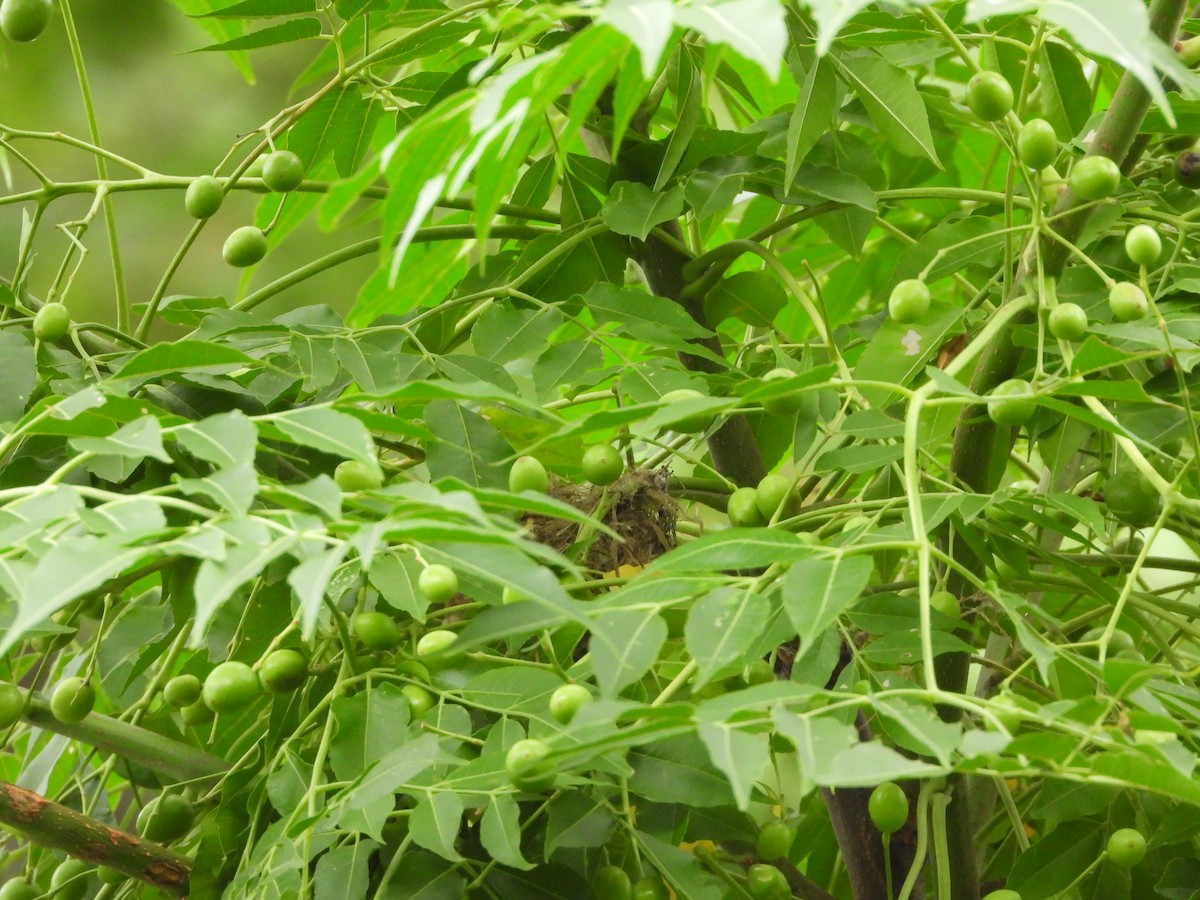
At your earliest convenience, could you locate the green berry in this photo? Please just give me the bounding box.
[1016,118,1058,170]
[1109,282,1148,322]
[334,460,382,492]
[509,456,549,494]
[33,302,70,342]
[868,782,909,834]
[966,71,1014,122]
[418,564,459,604]
[1069,156,1121,201]
[184,176,224,219]
[1125,224,1162,267]
[888,279,931,324]
[0,0,52,42]
[50,677,94,724]
[261,150,305,192]
[1047,302,1088,341]
[222,226,268,267]
[986,378,1036,427]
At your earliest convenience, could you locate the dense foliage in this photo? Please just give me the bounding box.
[3,1,1200,899]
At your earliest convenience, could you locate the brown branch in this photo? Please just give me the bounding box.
[0,781,190,895]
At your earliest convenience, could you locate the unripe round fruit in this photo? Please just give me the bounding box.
[261,150,305,192]
[888,279,931,324]
[184,176,224,219]
[0,882,39,900]
[986,378,1036,427]
[659,388,713,433]
[50,677,94,724]
[136,793,195,842]
[982,892,1022,900]
[761,368,804,416]
[756,821,794,859]
[1125,224,1162,267]
[352,611,400,651]
[0,684,24,729]
[49,860,89,900]
[504,738,556,791]
[746,863,790,900]
[202,661,259,713]
[0,0,52,42]
[1016,118,1058,170]
[755,473,795,519]
[929,590,961,620]
[1104,469,1162,528]
[222,226,268,267]
[1069,156,1120,201]
[416,629,459,659]
[162,674,203,708]
[1047,302,1088,341]
[581,443,624,486]
[33,302,70,342]
[869,782,909,834]
[966,71,1014,122]
[727,486,765,527]
[334,460,382,492]
[180,699,214,726]
[418,564,459,603]
[1108,282,1149,322]
[401,684,434,717]
[1106,828,1147,869]
[509,456,549,493]
[631,875,670,900]
[593,865,632,900]
[549,683,592,724]
[97,866,124,885]
[258,649,307,692]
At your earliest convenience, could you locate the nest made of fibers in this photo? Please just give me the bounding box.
[524,467,678,575]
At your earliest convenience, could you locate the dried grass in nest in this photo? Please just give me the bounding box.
[524,467,679,575]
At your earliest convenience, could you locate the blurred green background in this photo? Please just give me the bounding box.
[0,0,380,333]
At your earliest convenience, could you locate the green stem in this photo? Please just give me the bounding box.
[58,0,130,333]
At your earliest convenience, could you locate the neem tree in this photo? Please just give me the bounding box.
[1,0,1199,898]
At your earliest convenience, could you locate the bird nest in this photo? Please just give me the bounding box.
[524,467,679,575]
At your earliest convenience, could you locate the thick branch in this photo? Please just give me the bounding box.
[0,781,191,895]
[23,697,228,785]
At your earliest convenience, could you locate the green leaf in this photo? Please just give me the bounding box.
[835,53,940,165]
[410,793,464,862]
[328,681,412,782]
[289,543,350,638]
[1036,41,1093,139]
[1007,820,1105,900]
[599,0,674,77]
[191,529,299,641]
[782,554,874,651]
[191,17,322,51]
[313,840,376,900]
[589,609,668,697]
[656,44,705,190]
[695,720,770,810]
[650,529,818,574]
[674,0,787,74]
[685,586,771,689]
[586,283,713,348]
[808,0,884,54]
[266,407,378,466]
[0,332,35,423]
[116,341,257,379]
[199,0,315,16]
[175,463,259,516]
[704,270,787,328]
[70,416,172,464]
[786,55,840,189]
[602,181,685,241]
[423,401,511,490]
[543,794,617,855]
[175,411,258,469]
[378,852,465,900]
[480,795,532,869]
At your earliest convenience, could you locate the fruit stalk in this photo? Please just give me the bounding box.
[0,781,192,895]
